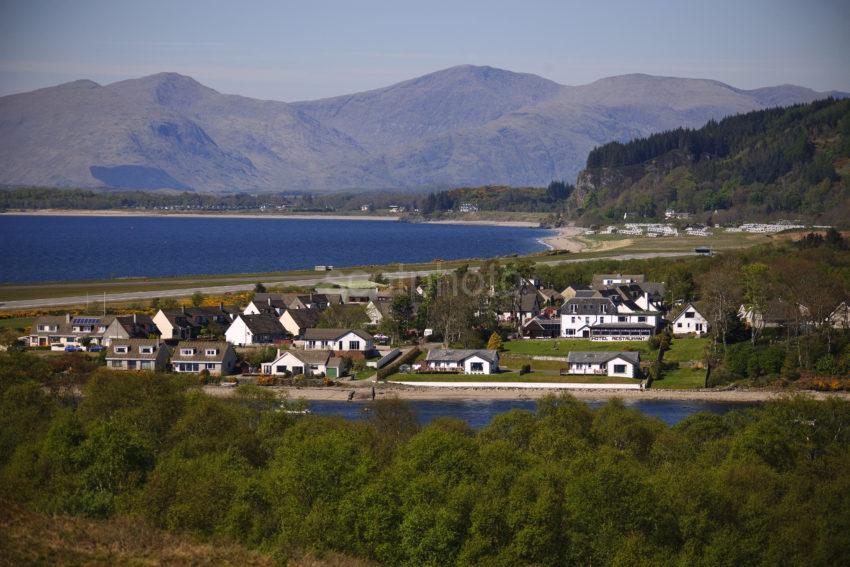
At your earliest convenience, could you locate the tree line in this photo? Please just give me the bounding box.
[1,357,849,566]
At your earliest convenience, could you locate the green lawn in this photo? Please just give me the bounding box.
[664,337,709,363]
[653,367,706,389]
[503,339,652,357]
[651,337,709,389]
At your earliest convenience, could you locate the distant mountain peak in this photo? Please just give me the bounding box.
[107,72,218,108]
[0,66,843,193]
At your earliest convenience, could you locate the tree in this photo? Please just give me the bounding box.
[191,291,205,307]
[318,304,369,329]
[427,275,479,347]
[486,332,503,351]
[741,263,771,346]
[254,282,267,293]
[387,295,415,341]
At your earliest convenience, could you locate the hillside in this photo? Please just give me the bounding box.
[0,66,845,193]
[572,97,850,224]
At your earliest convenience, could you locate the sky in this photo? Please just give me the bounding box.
[1,0,848,101]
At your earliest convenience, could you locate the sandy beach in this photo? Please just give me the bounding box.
[203,383,849,403]
[540,225,587,252]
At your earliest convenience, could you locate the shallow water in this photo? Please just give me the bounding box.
[307,398,757,428]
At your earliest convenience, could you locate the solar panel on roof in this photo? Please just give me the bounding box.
[73,317,99,325]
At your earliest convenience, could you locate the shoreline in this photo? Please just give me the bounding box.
[540,225,587,253]
[203,384,850,403]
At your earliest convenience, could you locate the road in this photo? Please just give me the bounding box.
[0,252,695,310]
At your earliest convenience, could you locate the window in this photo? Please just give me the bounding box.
[348,340,360,350]
[110,360,123,368]
[685,312,695,318]
[638,316,646,323]
[205,349,218,356]
[469,362,484,372]
[180,348,195,356]
[140,346,153,354]
[571,317,576,323]
[613,364,627,373]
[206,363,217,369]
[114,346,129,353]
[618,316,626,322]
[677,323,683,328]
[276,365,286,373]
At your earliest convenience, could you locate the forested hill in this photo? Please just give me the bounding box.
[573,98,850,225]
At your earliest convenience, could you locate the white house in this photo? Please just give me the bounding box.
[671,303,709,336]
[28,314,110,347]
[225,314,286,346]
[560,297,660,341]
[170,341,237,376]
[828,301,850,329]
[261,349,345,378]
[566,351,640,378]
[294,328,374,353]
[105,339,170,372]
[420,349,499,374]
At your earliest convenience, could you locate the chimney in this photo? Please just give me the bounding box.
[65,313,71,324]
[219,302,224,311]
[133,313,137,324]
[181,305,186,314]
[267,297,272,306]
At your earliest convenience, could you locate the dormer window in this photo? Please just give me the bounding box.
[180,348,195,356]
[205,349,218,356]
[140,346,154,354]
[114,346,129,353]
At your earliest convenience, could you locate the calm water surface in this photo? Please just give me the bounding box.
[307,399,757,427]
[0,215,553,283]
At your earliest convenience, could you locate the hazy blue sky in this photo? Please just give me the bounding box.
[1,0,848,100]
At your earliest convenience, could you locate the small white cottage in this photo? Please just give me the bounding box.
[421,349,499,375]
[566,351,640,378]
[671,303,709,337]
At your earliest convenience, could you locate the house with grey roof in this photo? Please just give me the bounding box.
[105,339,170,372]
[224,314,286,346]
[671,303,709,336]
[421,349,499,374]
[102,314,158,345]
[560,296,660,341]
[28,314,110,347]
[279,308,322,338]
[295,328,374,353]
[566,351,640,378]
[171,341,236,376]
[261,349,347,378]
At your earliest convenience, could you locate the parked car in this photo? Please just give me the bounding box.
[87,345,104,352]
[50,343,66,351]
[64,345,82,352]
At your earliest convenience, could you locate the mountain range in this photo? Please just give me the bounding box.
[0,65,845,193]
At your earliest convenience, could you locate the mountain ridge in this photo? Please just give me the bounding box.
[0,65,846,193]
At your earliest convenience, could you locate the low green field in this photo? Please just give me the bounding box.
[0,317,33,330]
[502,339,651,357]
